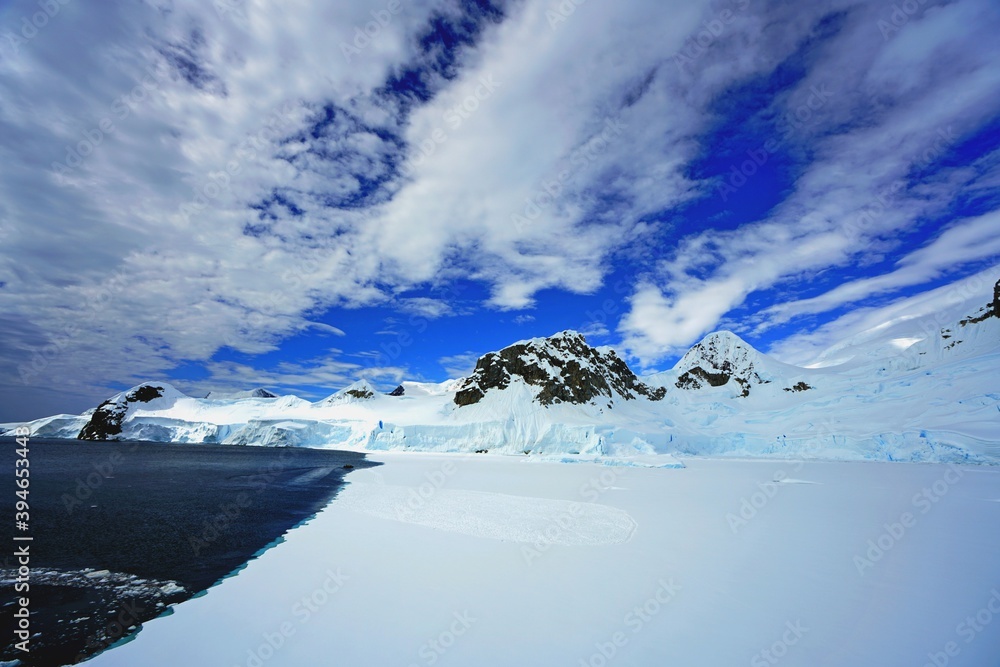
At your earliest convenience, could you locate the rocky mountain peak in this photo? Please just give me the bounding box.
[454,330,665,407]
[321,379,378,403]
[78,383,180,440]
[673,331,770,398]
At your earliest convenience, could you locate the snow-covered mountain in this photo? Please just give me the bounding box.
[78,383,189,440]
[204,388,277,399]
[317,379,378,404]
[5,280,999,464]
[646,330,813,398]
[453,330,665,406]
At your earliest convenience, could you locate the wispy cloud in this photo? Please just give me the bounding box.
[438,351,481,379]
[619,0,1000,364]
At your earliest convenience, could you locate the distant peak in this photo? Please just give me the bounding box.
[675,331,768,397]
[205,387,277,400]
[697,330,750,346]
[322,379,377,402]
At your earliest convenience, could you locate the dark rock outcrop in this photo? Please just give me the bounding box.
[344,388,374,400]
[783,381,813,393]
[959,279,1000,326]
[454,331,665,407]
[251,388,278,398]
[388,385,405,397]
[78,384,164,440]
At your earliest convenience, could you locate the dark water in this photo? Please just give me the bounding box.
[0,437,377,665]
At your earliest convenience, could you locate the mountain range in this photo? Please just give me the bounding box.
[5,280,998,465]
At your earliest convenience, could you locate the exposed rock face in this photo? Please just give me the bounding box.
[344,388,374,400]
[78,384,164,440]
[673,331,770,398]
[960,279,1000,326]
[388,385,406,397]
[783,381,813,393]
[454,331,666,407]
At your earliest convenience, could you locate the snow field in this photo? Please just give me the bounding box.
[87,454,1000,667]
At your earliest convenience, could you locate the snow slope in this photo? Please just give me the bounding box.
[5,280,999,464]
[85,454,1000,667]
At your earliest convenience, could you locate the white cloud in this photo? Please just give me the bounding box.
[438,351,481,379]
[397,297,454,318]
[1,0,998,419]
[761,210,1000,327]
[0,0,435,407]
[0,0,710,406]
[198,352,407,399]
[618,0,1000,365]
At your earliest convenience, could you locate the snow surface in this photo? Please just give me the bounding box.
[85,453,1000,667]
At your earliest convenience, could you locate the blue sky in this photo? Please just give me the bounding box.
[1,0,999,419]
